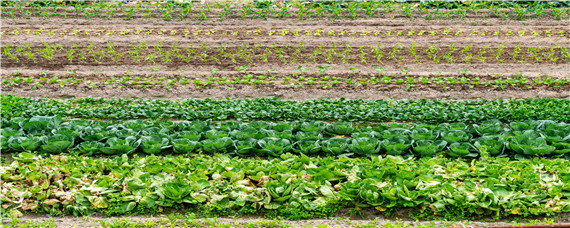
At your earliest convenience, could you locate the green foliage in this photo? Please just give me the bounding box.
[412,140,446,157]
[3,95,570,123]
[3,153,570,219]
[2,117,570,159]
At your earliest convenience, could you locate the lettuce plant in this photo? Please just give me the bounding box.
[272,121,297,132]
[295,131,323,141]
[320,138,349,156]
[80,126,114,141]
[233,139,258,156]
[201,137,232,154]
[325,122,354,135]
[172,138,200,154]
[349,137,381,156]
[74,141,104,156]
[380,136,412,155]
[204,129,229,139]
[258,137,292,157]
[472,119,503,136]
[508,134,555,156]
[40,134,74,154]
[473,135,506,156]
[412,140,447,157]
[509,120,542,132]
[174,130,203,141]
[299,121,326,132]
[140,135,172,154]
[441,130,472,143]
[7,135,42,152]
[447,142,478,158]
[100,136,140,155]
[411,128,438,140]
[292,140,321,155]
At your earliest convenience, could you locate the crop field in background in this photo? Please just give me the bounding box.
[1,0,570,227]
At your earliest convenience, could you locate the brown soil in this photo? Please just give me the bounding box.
[8,213,570,228]
[4,87,569,100]
[1,8,569,100]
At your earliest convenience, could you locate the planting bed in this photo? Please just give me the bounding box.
[2,2,570,100]
[1,1,570,227]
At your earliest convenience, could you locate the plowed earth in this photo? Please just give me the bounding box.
[2,8,569,100]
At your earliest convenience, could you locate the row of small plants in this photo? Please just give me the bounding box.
[2,116,569,159]
[4,42,569,65]
[3,28,567,38]
[3,71,568,91]
[3,95,570,123]
[2,0,569,21]
[1,152,569,218]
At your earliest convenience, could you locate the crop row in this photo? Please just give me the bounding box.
[3,28,568,38]
[3,42,570,66]
[3,73,569,91]
[3,95,570,123]
[2,152,569,218]
[2,0,569,21]
[3,116,569,159]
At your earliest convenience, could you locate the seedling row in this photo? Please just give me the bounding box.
[2,0,569,21]
[3,42,570,67]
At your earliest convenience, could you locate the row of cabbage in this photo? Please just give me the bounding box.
[2,153,570,218]
[2,116,569,159]
[3,95,570,123]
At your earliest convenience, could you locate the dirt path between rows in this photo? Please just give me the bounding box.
[5,87,569,100]
[9,213,570,228]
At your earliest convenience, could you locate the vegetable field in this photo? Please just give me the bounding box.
[1,0,570,227]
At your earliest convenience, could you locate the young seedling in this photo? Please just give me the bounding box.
[373,66,387,75]
[236,64,248,73]
[317,66,331,74]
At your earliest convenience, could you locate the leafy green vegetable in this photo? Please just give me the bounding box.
[100,136,140,155]
[74,141,105,156]
[140,135,172,154]
[473,135,506,156]
[472,119,503,136]
[447,142,478,158]
[174,130,203,141]
[258,137,292,157]
[20,115,61,135]
[320,138,349,156]
[412,140,447,157]
[441,130,472,143]
[5,95,570,123]
[508,134,555,156]
[201,137,232,154]
[295,131,323,141]
[39,134,74,153]
[4,153,570,218]
[411,128,438,140]
[380,136,412,155]
[299,121,326,132]
[233,139,258,157]
[292,140,321,155]
[172,138,200,154]
[325,122,354,135]
[7,135,42,152]
[509,120,542,132]
[349,137,380,156]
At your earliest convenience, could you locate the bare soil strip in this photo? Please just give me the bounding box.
[10,213,570,228]
[5,87,569,100]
